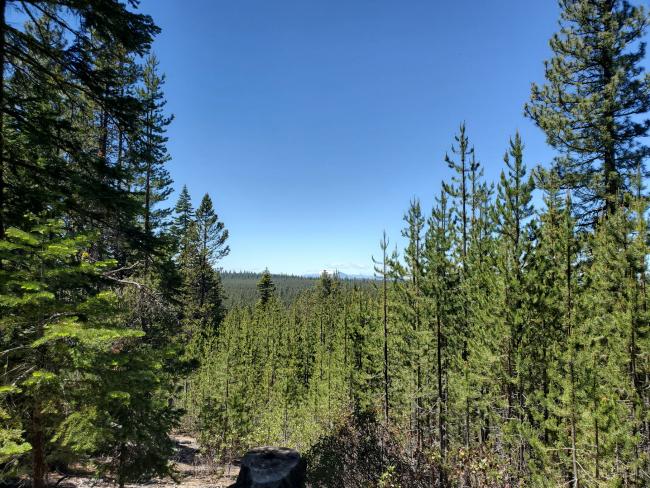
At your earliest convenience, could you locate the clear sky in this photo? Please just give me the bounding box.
[139,0,561,276]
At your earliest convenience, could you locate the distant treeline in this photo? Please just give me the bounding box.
[221,271,374,306]
[222,271,318,306]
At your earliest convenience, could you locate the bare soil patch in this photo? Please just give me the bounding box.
[49,435,239,488]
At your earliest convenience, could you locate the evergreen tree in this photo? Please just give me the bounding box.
[373,231,391,424]
[176,194,229,344]
[423,188,458,483]
[396,199,426,451]
[257,269,277,306]
[0,219,142,487]
[494,132,535,479]
[172,185,194,252]
[526,0,650,220]
[463,148,498,453]
[196,194,230,262]
[131,54,173,270]
[574,207,645,484]
[347,285,376,415]
[444,123,473,269]
[628,174,650,481]
[195,194,229,307]
[0,2,211,486]
[178,221,226,341]
[531,171,582,487]
[442,124,475,453]
[0,1,158,238]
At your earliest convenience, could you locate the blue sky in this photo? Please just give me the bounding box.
[140,0,560,276]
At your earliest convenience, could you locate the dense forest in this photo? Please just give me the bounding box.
[0,0,649,487]
[220,271,374,306]
[221,271,320,306]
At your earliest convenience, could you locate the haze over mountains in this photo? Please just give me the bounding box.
[301,271,375,280]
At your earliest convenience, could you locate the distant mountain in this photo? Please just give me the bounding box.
[302,271,376,280]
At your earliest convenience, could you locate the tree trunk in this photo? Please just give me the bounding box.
[383,252,389,424]
[570,359,579,488]
[566,196,579,488]
[0,0,6,239]
[437,309,447,487]
[31,405,46,488]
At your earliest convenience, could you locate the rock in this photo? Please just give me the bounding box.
[229,446,305,488]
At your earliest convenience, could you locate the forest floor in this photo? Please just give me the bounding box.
[55,435,239,488]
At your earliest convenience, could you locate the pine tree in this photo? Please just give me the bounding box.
[178,221,226,341]
[174,193,229,343]
[131,54,174,270]
[444,123,473,270]
[529,171,583,487]
[442,124,474,452]
[628,171,650,480]
[423,188,458,483]
[60,279,182,488]
[373,231,391,424]
[463,148,498,452]
[196,194,230,261]
[526,0,650,220]
[195,193,229,305]
[257,269,277,306]
[574,205,647,484]
[0,1,158,238]
[0,2,210,486]
[395,199,426,451]
[347,284,376,415]
[172,185,194,253]
[494,132,535,478]
[518,172,564,485]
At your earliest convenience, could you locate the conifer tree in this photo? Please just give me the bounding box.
[174,194,229,343]
[347,284,376,415]
[196,194,230,261]
[494,132,535,477]
[257,269,277,306]
[178,221,226,341]
[444,123,473,268]
[526,0,650,220]
[463,149,498,451]
[575,206,646,484]
[530,171,582,487]
[442,124,474,451]
[373,231,391,424]
[0,2,206,486]
[172,185,194,252]
[395,199,426,451]
[132,54,173,269]
[423,188,457,483]
[0,219,143,487]
[195,194,229,303]
[628,172,650,479]
[0,1,158,237]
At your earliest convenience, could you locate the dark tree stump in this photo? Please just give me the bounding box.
[229,446,306,488]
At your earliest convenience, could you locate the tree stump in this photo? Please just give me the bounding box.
[229,446,306,488]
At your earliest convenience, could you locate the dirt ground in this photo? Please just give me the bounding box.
[53,435,240,488]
